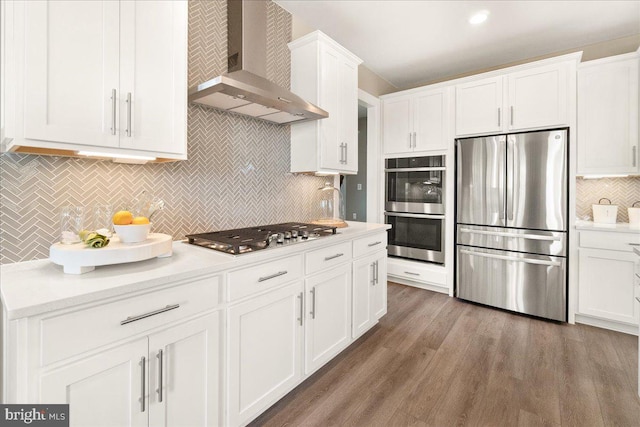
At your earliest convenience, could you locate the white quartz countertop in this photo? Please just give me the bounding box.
[575,220,640,234]
[1,222,390,320]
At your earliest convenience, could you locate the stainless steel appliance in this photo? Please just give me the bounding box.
[455,129,568,321]
[185,222,336,255]
[385,155,445,263]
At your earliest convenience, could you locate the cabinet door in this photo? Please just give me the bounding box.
[414,88,448,152]
[352,255,376,338]
[372,252,388,320]
[119,0,187,155]
[228,282,304,427]
[40,338,148,427]
[319,45,341,170]
[23,1,119,148]
[455,76,503,136]
[578,57,639,174]
[148,311,221,427]
[508,64,568,131]
[578,248,639,325]
[339,57,359,173]
[383,95,412,155]
[305,263,351,374]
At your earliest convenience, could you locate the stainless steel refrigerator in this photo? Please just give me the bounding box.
[455,129,568,321]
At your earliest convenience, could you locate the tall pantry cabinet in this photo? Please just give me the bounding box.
[289,31,363,174]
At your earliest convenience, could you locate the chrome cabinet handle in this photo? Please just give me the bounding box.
[404,271,420,276]
[324,253,344,261]
[636,296,640,304]
[121,304,180,325]
[111,89,117,135]
[258,270,288,282]
[126,92,132,137]
[510,106,514,126]
[344,142,348,164]
[140,356,146,412]
[368,241,382,247]
[633,146,637,167]
[497,107,501,127]
[311,287,316,319]
[413,132,417,148]
[297,292,304,326]
[408,133,412,149]
[460,249,562,266]
[374,260,379,285]
[371,262,376,286]
[157,349,163,403]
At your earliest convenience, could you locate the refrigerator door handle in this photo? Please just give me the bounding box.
[459,249,562,267]
[506,136,515,222]
[458,228,562,241]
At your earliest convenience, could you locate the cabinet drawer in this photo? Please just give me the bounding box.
[305,241,352,275]
[353,233,387,258]
[40,275,220,366]
[578,230,640,252]
[228,255,303,302]
[387,259,446,286]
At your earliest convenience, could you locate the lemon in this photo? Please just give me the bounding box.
[132,216,150,225]
[112,210,134,225]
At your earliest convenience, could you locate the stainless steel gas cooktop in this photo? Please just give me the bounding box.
[185,222,337,255]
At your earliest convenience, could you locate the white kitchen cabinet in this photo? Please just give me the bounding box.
[228,281,304,427]
[305,263,352,374]
[41,312,220,427]
[383,87,449,155]
[576,229,640,334]
[4,0,187,160]
[352,251,387,338]
[455,60,571,137]
[289,31,362,174]
[577,52,639,175]
[40,338,149,427]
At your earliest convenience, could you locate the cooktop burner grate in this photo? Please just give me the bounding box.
[185,222,337,255]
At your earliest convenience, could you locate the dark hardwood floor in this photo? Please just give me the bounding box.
[250,282,640,427]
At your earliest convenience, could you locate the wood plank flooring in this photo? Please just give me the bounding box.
[250,282,640,427]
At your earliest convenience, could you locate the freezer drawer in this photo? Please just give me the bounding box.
[456,245,566,321]
[457,224,566,257]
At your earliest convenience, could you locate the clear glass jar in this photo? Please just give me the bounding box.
[312,182,347,227]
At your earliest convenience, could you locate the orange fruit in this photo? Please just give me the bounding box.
[132,216,150,225]
[113,210,134,225]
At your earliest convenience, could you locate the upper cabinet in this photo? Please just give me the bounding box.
[289,31,362,174]
[455,59,573,137]
[382,87,450,155]
[2,0,187,161]
[577,52,639,175]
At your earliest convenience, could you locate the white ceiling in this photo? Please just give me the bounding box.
[275,0,640,89]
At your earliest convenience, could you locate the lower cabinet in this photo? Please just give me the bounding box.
[305,264,352,375]
[40,311,221,427]
[227,281,304,427]
[578,248,639,326]
[352,251,387,338]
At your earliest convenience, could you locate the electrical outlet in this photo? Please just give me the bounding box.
[357,183,362,191]
[352,213,357,219]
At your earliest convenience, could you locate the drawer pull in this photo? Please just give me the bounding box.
[121,304,180,325]
[636,297,640,304]
[629,243,640,246]
[368,241,382,247]
[404,271,420,276]
[324,253,344,261]
[258,271,288,282]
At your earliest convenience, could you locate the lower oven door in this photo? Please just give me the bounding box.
[385,212,444,264]
[456,245,566,321]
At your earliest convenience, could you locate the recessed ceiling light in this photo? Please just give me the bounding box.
[469,11,489,25]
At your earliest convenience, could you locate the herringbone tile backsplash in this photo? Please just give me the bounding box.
[0,0,327,264]
[576,177,640,223]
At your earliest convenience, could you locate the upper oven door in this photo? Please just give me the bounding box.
[386,167,445,214]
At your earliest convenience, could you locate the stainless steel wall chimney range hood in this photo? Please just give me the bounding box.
[188,0,328,124]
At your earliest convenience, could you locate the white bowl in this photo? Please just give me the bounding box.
[113,223,151,243]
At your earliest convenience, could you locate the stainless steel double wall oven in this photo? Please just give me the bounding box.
[385,155,445,264]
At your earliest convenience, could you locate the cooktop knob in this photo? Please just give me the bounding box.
[291,230,298,238]
[276,233,284,243]
[284,231,292,239]
[301,231,309,239]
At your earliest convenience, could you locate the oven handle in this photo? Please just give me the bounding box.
[385,212,445,220]
[385,167,445,172]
